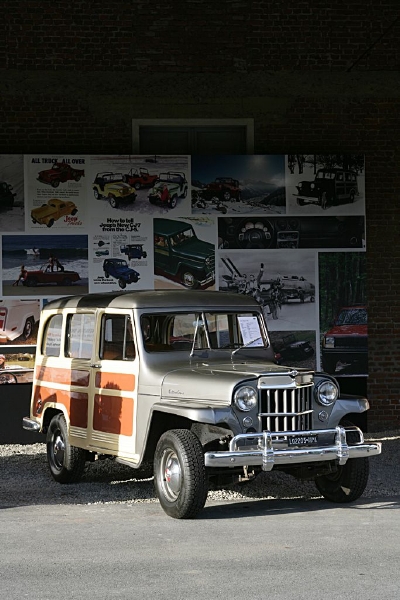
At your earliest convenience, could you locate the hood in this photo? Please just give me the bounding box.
[107,182,132,193]
[113,265,137,276]
[160,361,312,404]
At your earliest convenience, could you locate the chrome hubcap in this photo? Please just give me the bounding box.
[160,449,182,501]
[53,434,65,469]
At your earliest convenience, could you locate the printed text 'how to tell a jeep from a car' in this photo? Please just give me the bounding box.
[23,290,381,519]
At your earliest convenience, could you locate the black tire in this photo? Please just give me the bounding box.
[154,429,208,519]
[297,198,305,206]
[181,270,199,289]
[134,182,141,190]
[223,190,231,201]
[320,191,329,210]
[25,277,38,287]
[74,175,81,182]
[142,252,147,259]
[22,317,34,340]
[349,190,355,203]
[51,180,60,188]
[315,422,369,503]
[47,219,55,228]
[46,414,86,483]
[118,278,127,289]
[71,208,78,216]
[168,195,177,209]
[104,271,109,278]
[0,372,17,384]
[94,189,101,200]
[108,195,119,209]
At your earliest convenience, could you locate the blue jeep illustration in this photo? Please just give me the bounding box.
[103,258,140,289]
[120,244,147,260]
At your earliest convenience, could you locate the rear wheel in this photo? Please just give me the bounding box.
[297,198,305,206]
[154,429,208,519]
[134,182,141,190]
[71,208,78,216]
[94,189,101,200]
[46,414,86,483]
[25,277,38,287]
[22,317,34,340]
[51,180,60,188]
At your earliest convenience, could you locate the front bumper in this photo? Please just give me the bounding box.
[204,426,381,472]
[22,417,41,432]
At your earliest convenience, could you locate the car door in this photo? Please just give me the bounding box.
[89,310,139,459]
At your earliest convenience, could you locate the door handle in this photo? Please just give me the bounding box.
[90,363,101,368]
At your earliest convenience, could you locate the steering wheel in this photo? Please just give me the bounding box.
[236,219,274,249]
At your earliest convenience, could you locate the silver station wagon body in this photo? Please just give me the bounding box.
[23,290,381,518]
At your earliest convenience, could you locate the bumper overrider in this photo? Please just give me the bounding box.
[204,426,381,472]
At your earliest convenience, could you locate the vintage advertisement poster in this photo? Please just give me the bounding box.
[24,154,87,231]
[0,153,367,384]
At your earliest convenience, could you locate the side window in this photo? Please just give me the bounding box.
[100,314,136,360]
[154,235,167,248]
[336,172,344,181]
[345,172,351,182]
[66,313,96,359]
[42,314,63,357]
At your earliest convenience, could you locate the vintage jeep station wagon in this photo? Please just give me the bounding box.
[23,290,381,519]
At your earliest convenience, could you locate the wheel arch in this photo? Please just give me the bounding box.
[141,405,238,462]
[42,405,68,433]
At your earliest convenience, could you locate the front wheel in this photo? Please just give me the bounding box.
[46,414,86,483]
[181,270,199,289]
[118,278,127,289]
[168,195,177,209]
[108,195,119,209]
[154,429,208,519]
[320,191,329,210]
[47,219,54,228]
[315,457,369,503]
[51,180,60,188]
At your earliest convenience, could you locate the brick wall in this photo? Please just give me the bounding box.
[2,0,400,429]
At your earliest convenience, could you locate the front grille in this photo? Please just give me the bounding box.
[259,385,313,432]
[334,337,367,349]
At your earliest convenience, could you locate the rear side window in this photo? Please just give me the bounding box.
[42,314,63,357]
[67,313,96,359]
[100,314,136,360]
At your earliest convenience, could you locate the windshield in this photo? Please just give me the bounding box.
[335,308,367,325]
[141,311,268,352]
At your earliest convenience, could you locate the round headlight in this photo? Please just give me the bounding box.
[315,380,338,406]
[234,386,257,411]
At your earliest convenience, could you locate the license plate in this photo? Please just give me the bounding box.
[287,434,319,446]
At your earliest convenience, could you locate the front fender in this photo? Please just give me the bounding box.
[150,402,241,435]
[328,394,369,426]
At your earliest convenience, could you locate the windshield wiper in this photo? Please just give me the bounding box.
[231,336,263,356]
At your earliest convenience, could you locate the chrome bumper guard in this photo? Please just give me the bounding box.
[204,426,382,471]
[22,417,41,432]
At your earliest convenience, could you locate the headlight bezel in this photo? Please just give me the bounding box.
[315,379,339,406]
[233,385,258,412]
